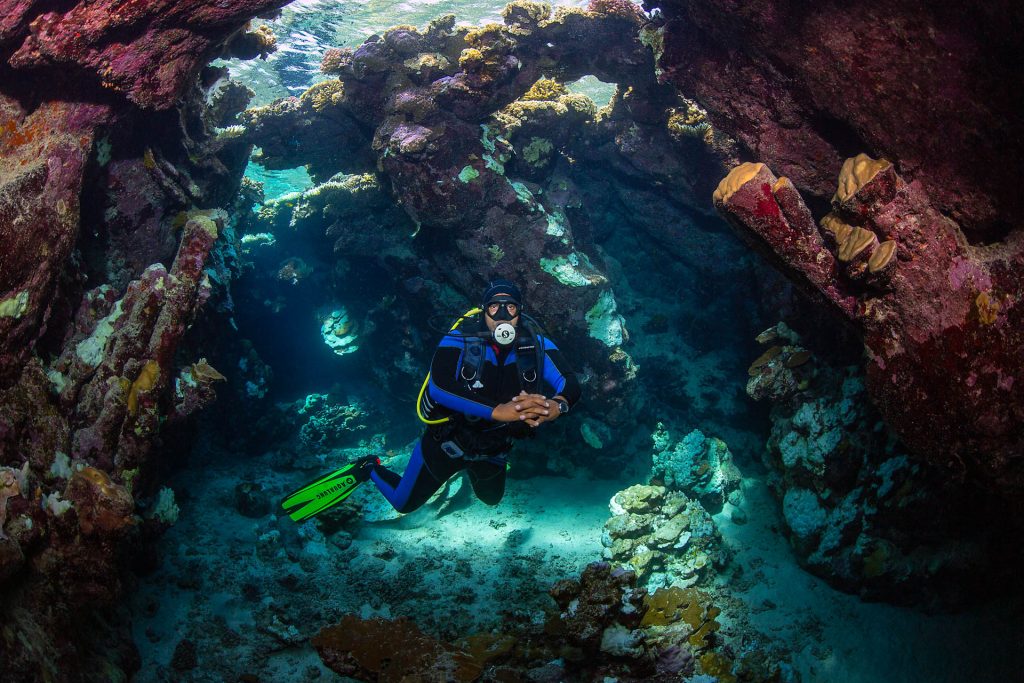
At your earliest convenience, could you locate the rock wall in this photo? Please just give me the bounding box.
[648,0,1024,504]
[647,0,1024,242]
[0,1,284,679]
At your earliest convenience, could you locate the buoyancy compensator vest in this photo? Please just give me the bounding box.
[416,308,548,425]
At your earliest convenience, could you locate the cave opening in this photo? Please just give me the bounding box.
[2,1,1023,681]
[135,3,1024,680]
[133,4,1021,680]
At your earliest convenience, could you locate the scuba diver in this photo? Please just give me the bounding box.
[282,278,581,521]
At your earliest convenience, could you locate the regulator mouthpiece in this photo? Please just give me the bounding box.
[493,322,517,346]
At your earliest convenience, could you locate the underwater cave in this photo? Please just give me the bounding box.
[1,1,1023,681]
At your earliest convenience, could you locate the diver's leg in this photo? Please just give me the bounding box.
[368,437,458,513]
[466,457,508,506]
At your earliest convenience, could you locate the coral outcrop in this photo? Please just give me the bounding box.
[0,0,285,384]
[744,326,1008,604]
[601,484,730,591]
[295,393,368,450]
[239,1,747,433]
[713,156,1024,504]
[0,214,228,678]
[650,424,742,513]
[642,0,1024,504]
[1,0,289,109]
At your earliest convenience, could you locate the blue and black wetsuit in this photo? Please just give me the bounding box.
[367,324,581,513]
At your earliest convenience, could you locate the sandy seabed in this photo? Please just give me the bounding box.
[132,447,1023,683]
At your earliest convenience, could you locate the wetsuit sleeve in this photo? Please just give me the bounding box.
[540,336,582,407]
[427,334,499,420]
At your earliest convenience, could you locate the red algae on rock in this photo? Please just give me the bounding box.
[651,0,1024,241]
[714,155,1024,503]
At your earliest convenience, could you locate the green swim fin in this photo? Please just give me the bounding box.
[281,463,364,522]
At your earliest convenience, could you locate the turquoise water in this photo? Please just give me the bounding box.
[224,0,616,202]
[221,0,615,107]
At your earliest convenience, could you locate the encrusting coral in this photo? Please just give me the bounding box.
[0,467,21,540]
[313,615,485,682]
[601,483,729,590]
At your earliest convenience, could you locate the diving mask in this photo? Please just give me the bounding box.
[484,295,520,346]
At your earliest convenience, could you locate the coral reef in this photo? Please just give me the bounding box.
[238,1,744,434]
[713,156,1024,505]
[641,0,1024,504]
[601,484,730,590]
[1,0,1020,677]
[0,94,111,386]
[0,1,284,677]
[0,0,277,382]
[313,560,794,682]
[650,423,743,512]
[0,215,226,677]
[746,325,1009,604]
[0,0,289,109]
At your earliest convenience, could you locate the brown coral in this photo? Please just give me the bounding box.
[0,468,21,540]
[868,239,897,274]
[837,227,878,263]
[640,586,721,650]
[190,359,226,383]
[974,291,1001,325]
[820,213,854,249]
[502,1,553,30]
[522,78,569,101]
[747,345,782,375]
[127,360,160,416]
[834,153,892,204]
[64,467,135,536]
[313,615,483,682]
[784,350,812,368]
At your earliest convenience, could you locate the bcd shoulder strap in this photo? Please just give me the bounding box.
[460,335,488,389]
[515,323,546,394]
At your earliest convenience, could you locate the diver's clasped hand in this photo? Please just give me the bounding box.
[491,391,558,427]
